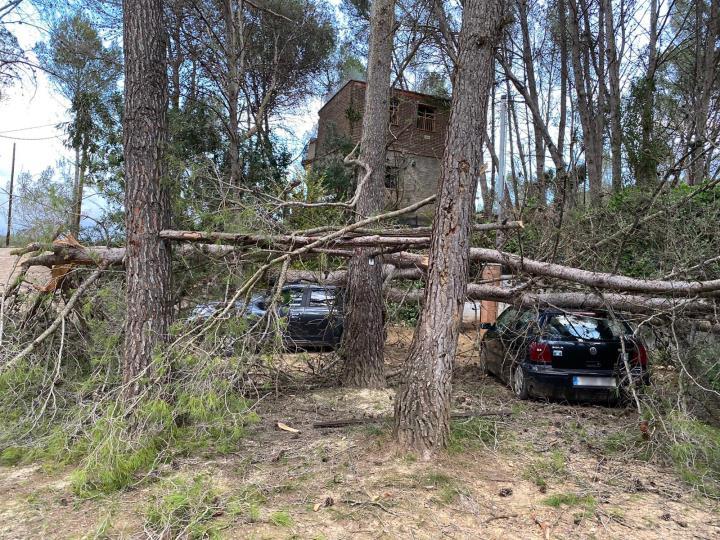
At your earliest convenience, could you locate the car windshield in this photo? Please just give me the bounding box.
[544,313,629,341]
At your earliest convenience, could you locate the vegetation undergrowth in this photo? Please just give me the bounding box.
[0,280,260,497]
[143,474,226,539]
[448,417,499,453]
[664,412,720,498]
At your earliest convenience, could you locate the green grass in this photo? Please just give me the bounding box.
[143,475,225,539]
[544,492,597,522]
[666,414,720,498]
[543,492,596,509]
[227,484,267,523]
[269,509,293,527]
[448,417,498,454]
[0,446,24,466]
[413,470,467,505]
[523,450,567,489]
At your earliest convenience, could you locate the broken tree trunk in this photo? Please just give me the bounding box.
[393,0,509,455]
[386,284,719,316]
[13,242,720,299]
[467,248,720,296]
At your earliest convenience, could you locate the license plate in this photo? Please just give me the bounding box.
[572,376,617,388]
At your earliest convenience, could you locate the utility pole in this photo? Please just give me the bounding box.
[495,94,508,249]
[5,143,16,248]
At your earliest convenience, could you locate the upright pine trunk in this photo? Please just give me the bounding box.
[689,0,720,185]
[519,0,546,204]
[603,0,623,193]
[568,0,604,205]
[71,146,82,237]
[393,0,508,454]
[122,0,172,397]
[341,0,395,388]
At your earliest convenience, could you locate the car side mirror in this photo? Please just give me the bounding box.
[479,322,496,331]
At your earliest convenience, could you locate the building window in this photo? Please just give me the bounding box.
[385,166,400,189]
[389,98,400,125]
[417,104,436,131]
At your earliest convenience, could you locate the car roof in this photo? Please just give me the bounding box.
[282,283,338,290]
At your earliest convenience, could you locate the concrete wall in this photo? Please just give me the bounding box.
[385,152,440,225]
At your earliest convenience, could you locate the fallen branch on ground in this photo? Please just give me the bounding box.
[312,410,512,429]
[3,264,107,371]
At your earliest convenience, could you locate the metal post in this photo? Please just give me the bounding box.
[495,95,508,248]
[5,143,16,247]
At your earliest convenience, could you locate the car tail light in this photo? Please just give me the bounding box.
[631,342,648,367]
[529,341,551,364]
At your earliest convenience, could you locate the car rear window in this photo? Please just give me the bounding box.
[281,288,305,307]
[308,289,336,307]
[544,313,629,341]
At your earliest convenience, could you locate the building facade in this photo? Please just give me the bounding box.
[304,80,450,225]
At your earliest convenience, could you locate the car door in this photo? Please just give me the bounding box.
[279,286,308,344]
[483,307,518,377]
[303,287,337,343]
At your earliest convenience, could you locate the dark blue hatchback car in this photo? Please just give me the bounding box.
[480,308,649,401]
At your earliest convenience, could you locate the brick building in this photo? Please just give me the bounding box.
[303,79,450,225]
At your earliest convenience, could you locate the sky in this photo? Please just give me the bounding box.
[0,0,344,236]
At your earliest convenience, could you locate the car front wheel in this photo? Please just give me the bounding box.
[512,365,530,400]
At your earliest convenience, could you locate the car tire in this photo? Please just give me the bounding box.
[478,357,489,377]
[512,365,530,400]
[478,347,490,377]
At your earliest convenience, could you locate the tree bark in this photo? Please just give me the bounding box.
[393,0,508,455]
[518,0,546,203]
[341,0,395,388]
[71,146,82,237]
[557,0,568,159]
[636,0,658,187]
[567,0,604,204]
[222,0,243,186]
[603,0,622,192]
[122,0,172,398]
[689,0,720,185]
[387,284,719,317]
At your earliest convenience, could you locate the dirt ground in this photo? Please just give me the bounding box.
[0,247,50,295]
[1,327,719,539]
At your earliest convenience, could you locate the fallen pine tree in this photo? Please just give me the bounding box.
[386,284,720,317]
[11,239,720,298]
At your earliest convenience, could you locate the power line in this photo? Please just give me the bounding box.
[0,133,63,141]
[0,122,62,134]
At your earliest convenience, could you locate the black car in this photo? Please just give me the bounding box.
[189,284,344,349]
[267,284,344,348]
[480,308,649,401]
